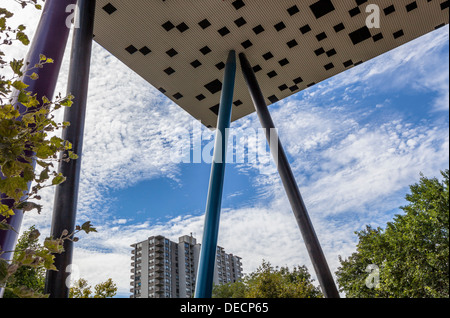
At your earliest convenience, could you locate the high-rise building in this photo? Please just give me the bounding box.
[130,234,243,298]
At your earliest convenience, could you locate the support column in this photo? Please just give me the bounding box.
[0,0,77,293]
[195,50,236,298]
[44,0,95,298]
[239,52,340,298]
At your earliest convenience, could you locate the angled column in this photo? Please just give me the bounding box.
[0,0,77,297]
[195,50,236,298]
[239,53,339,298]
[44,0,96,298]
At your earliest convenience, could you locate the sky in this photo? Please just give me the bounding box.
[3,2,449,298]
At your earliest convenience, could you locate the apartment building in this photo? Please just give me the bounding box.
[130,234,243,298]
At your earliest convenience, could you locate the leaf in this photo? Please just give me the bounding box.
[80,221,97,234]
[11,80,29,90]
[0,218,17,231]
[43,237,64,254]
[10,59,24,76]
[51,174,66,186]
[16,201,42,214]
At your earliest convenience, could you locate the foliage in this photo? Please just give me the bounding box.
[2,225,45,297]
[0,2,96,298]
[336,170,449,298]
[213,260,323,298]
[69,278,118,298]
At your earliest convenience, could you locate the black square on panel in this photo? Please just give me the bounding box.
[279,58,289,66]
[334,22,345,32]
[349,26,372,45]
[372,32,384,42]
[300,24,312,34]
[166,48,178,57]
[343,60,353,67]
[278,84,288,91]
[139,46,151,55]
[125,45,138,54]
[196,94,206,101]
[393,29,404,39]
[232,0,245,10]
[268,95,279,103]
[262,52,274,60]
[204,79,223,94]
[241,40,253,49]
[383,5,395,15]
[191,60,202,68]
[176,22,189,33]
[406,1,418,12]
[324,63,334,70]
[234,17,247,27]
[253,25,265,35]
[274,22,286,31]
[162,21,175,31]
[316,32,327,41]
[314,47,325,56]
[200,46,212,55]
[287,5,300,15]
[102,3,117,15]
[287,39,298,48]
[164,67,175,75]
[252,65,262,72]
[215,62,225,70]
[173,93,183,100]
[356,0,368,5]
[293,77,303,84]
[234,100,243,106]
[218,27,231,36]
[326,49,337,57]
[310,0,336,19]
[158,87,166,94]
[210,104,220,116]
[289,85,299,92]
[198,19,211,29]
[349,6,361,17]
[267,70,278,78]
[442,1,449,10]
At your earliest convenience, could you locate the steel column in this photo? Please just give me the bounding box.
[0,0,77,297]
[239,52,340,298]
[44,0,95,298]
[195,50,236,298]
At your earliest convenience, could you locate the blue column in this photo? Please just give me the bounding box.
[195,50,236,298]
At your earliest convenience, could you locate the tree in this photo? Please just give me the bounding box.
[0,1,98,298]
[3,225,45,297]
[336,170,449,298]
[69,278,117,298]
[213,260,323,298]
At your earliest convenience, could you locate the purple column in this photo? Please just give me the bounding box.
[0,0,77,267]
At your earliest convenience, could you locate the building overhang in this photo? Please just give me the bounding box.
[92,0,449,128]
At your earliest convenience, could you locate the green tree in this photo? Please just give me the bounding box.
[3,225,45,297]
[336,170,449,298]
[0,1,98,298]
[69,278,117,298]
[213,260,323,298]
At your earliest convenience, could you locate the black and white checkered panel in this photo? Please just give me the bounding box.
[93,0,449,128]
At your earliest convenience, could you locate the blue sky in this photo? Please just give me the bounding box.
[4,3,449,297]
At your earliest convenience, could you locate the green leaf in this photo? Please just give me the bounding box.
[10,59,24,76]
[43,237,64,254]
[51,174,66,186]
